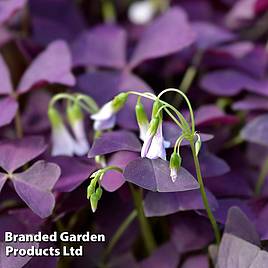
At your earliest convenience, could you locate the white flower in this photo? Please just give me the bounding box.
[128,1,155,25]
[71,120,90,156]
[91,101,116,131]
[51,124,77,156]
[170,167,178,182]
[141,118,166,160]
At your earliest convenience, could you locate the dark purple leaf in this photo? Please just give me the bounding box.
[124,158,199,192]
[21,90,51,134]
[183,149,230,178]
[29,0,85,45]
[88,131,141,158]
[241,114,268,146]
[204,171,253,198]
[225,206,260,246]
[0,97,18,127]
[0,0,26,24]
[144,188,218,217]
[53,156,96,192]
[181,255,209,268]
[140,242,180,268]
[0,136,47,173]
[72,25,126,68]
[101,151,139,192]
[171,213,214,253]
[129,7,196,68]
[256,203,268,240]
[192,21,235,49]
[0,55,13,94]
[0,242,38,268]
[12,160,61,218]
[201,69,268,96]
[217,233,268,268]
[233,95,268,111]
[17,40,75,94]
[194,104,238,126]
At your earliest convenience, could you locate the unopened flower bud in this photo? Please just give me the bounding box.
[195,133,202,156]
[90,193,99,213]
[136,98,149,140]
[87,184,95,199]
[48,106,62,128]
[151,99,162,118]
[67,102,83,125]
[112,92,128,112]
[95,187,103,200]
[169,152,182,182]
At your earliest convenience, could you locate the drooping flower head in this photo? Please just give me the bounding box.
[48,106,77,156]
[169,151,182,182]
[135,97,149,141]
[67,101,90,156]
[141,99,166,160]
[91,92,128,131]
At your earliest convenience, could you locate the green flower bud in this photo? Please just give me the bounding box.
[87,184,95,199]
[170,152,182,169]
[152,99,162,118]
[148,116,160,135]
[169,152,182,182]
[90,193,99,213]
[135,98,149,125]
[48,107,63,128]
[95,187,103,200]
[112,92,128,112]
[195,133,202,156]
[67,102,83,125]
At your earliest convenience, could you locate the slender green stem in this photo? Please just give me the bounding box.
[158,88,195,134]
[255,157,268,196]
[103,210,137,260]
[190,142,221,245]
[101,0,116,23]
[15,107,23,138]
[129,184,156,254]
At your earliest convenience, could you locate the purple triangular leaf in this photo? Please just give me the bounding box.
[88,131,141,158]
[0,136,47,173]
[171,214,214,253]
[0,242,38,268]
[192,21,236,49]
[0,97,18,127]
[12,160,61,218]
[124,158,199,192]
[17,40,75,94]
[241,114,268,146]
[144,188,218,217]
[53,156,97,192]
[225,206,260,246]
[101,151,139,192]
[72,25,126,68]
[0,55,13,94]
[217,233,268,268]
[129,7,196,68]
[201,69,268,97]
[232,95,268,111]
[181,255,209,268]
[140,242,180,268]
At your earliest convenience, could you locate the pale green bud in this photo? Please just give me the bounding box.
[135,98,149,125]
[90,193,99,213]
[48,107,63,128]
[148,116,160,135]
[67,102,83,125]
[195,133,202,156]
[112,92,128,112]
[95,187,103,200]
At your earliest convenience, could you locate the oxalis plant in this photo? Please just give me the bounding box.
[48,88,221,258]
